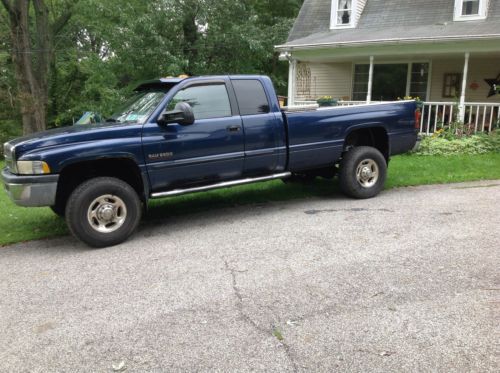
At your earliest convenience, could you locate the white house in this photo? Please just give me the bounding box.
[276,0,500,133]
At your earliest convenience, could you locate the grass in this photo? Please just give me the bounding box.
[273,327,284,341]
[386,153,500,188]
[1,152,499,246]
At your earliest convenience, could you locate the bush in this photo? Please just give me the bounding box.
[0,120,22,156]
[415,131,500,156]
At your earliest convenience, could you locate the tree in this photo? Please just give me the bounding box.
[0,0,76,134]
[0,0,304,134]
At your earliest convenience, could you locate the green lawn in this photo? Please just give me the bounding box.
[1,152,499,246]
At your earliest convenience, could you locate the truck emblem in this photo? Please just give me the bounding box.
[148,152,173,160]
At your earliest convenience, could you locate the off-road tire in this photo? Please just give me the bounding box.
[65,177,142,248]
[339,146,387,199]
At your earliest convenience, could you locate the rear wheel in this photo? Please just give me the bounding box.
[339,146,387,199]
[65,177,142,248]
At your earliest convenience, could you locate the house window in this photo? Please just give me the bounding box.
[410,63,429,99]
[454,0,488,21]
[442,73,462,98]
[331,0,357,29]
[462,0,480,15]
[352,62,430,101]
[352,65,369,101]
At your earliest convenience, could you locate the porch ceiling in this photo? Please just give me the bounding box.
[290,39,500,63]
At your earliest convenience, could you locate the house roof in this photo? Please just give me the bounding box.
[280,0,500,49]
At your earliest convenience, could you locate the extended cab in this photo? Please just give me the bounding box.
[2,75,418,247]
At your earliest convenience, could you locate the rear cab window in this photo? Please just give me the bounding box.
[231,79,270,116]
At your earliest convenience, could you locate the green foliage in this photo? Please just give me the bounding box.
[0,0,304,133]
[0,120,22,156]
[415,131,500,156]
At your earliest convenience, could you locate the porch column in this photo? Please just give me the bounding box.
[459,52,470,122]
[367,56,374,103]
[288,58,297,106]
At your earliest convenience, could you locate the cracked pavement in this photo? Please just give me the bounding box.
[0,180,499,372]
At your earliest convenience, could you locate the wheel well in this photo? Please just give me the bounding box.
[344,127,389,160]
[55,158,145,208]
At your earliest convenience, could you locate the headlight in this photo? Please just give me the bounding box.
[16,160,51,175]
[3,142,17,173]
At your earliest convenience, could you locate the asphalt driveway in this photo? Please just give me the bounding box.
[0,181,499,372]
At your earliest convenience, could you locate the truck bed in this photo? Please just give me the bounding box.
[283,101,417,172]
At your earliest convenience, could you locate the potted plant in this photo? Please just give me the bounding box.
[316,96,338,107]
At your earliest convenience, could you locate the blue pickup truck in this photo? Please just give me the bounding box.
[2,75,417,247]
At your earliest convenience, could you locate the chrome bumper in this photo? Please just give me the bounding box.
[1,168,59,207]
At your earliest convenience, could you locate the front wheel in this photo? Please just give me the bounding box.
[65,177,142,248]
[339,146,387,199]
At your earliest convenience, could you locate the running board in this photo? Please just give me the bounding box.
[150,172,292,199]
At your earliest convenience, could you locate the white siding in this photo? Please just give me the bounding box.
[295,62,352,101]
[294,57,500,104]
[430,57,500,103]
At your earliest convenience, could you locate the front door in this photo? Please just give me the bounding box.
[142,82,244,191]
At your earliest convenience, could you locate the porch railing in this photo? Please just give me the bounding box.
[294,100,368,106]
[292,100,500,133]
[420,102,499,134]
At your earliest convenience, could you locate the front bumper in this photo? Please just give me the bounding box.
[1,168,59,207]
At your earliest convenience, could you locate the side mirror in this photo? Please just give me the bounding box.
[157,102,195,126]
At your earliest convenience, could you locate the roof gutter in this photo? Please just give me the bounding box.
[275,33,500,51]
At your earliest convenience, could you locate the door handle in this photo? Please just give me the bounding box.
[227,125,241,132]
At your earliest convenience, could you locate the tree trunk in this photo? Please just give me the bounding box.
[1,0,54,134]
[181,1,199,75]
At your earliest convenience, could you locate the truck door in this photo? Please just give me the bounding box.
[142,81,244,191]
[231,79,287,176]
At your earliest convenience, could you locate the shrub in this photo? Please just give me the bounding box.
[415,131,500,156]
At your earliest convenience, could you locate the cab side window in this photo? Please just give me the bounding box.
[167,84,232,120]
[232,79,270,116]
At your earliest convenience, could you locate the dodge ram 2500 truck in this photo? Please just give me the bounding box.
[2,75,418,247]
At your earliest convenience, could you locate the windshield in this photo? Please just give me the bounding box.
[109,91,166,124]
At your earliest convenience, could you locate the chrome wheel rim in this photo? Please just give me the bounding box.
[87,194,127,233]
[356,159,379,188]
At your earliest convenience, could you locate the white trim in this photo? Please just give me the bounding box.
[330,0,358,29]
[405,65,412,97]
[366,56,374,103]
[454,0,489,22]
[318,100,415,110]
[276,34,500,50]
[288,59,297,106]
[426,60,433,102]
[459,52,470,122]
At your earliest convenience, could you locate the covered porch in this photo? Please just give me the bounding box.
[283,40,500,133]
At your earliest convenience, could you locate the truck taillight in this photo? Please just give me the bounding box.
[415,109,421,130]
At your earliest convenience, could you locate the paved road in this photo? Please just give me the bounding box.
[1,181,499,372]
